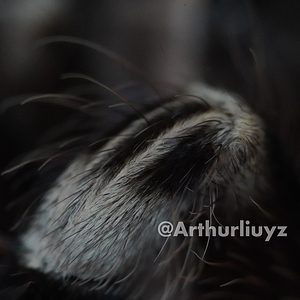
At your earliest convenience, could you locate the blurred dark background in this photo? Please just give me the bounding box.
[0,0,300,232]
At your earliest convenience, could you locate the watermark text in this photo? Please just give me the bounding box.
[158,220,287,242]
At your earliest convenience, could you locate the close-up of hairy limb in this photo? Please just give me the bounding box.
[0,1,300,300]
